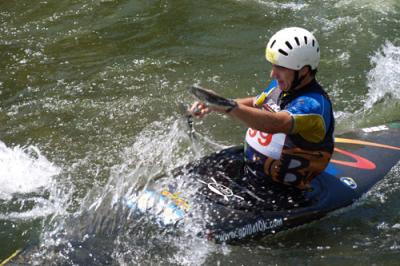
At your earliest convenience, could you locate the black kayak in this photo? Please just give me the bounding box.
[125,121,400,243]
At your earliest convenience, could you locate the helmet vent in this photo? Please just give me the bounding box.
[270,40,276,48]
[312,39,315,47]
[278,49,288,56]
[304,36,308,44]
[285,41,293,50]
[294,37,300,46]
[317,47,320,52]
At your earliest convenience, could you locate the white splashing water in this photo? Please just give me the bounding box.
[31,117,222,265]
[114,119,221,266]
[365,41,400,109]
[335,0,399,15]
[0,141,60,200]
[115,119,227,265]
[237,0,308,10]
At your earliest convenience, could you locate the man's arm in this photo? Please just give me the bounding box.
[189,96,292,134]
[227,102,293,134]
[235,97,254,107]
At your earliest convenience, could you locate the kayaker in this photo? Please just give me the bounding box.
[190,27,335,190]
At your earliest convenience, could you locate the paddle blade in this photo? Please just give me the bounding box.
[188,85,236,110]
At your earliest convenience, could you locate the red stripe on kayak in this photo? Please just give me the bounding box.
[331,148,376,170]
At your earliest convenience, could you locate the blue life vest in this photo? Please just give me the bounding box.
[244,79,335,189]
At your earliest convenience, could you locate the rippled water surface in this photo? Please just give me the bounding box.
[1,0,400,265]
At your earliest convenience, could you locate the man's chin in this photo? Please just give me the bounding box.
[278,84,289,92]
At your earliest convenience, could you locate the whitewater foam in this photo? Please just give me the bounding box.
[242,0,308,10]
[335,0,399,15]
[0,141,60,201]
[365,41,400,109]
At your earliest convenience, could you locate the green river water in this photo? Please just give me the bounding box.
[1,0,400,265]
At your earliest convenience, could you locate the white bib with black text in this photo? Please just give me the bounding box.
[245,128,286,160]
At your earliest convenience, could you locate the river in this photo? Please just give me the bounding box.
[1,0,399,265]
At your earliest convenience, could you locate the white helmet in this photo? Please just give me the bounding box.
[265,27,320,70]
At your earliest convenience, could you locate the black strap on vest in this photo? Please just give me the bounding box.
[278,79,335,152]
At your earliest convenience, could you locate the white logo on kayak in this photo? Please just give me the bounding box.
[362,125,388,133]
[214,218,284,242]
[199,178,244,201]
[340,177,357,189]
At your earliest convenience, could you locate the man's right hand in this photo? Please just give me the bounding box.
[189,101,211,118]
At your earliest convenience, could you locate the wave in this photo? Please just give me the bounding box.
[0,141,60,201]
[335,0,399,15]
[236,0,308,10]
[25,118,224,265]
[365,41,400,109]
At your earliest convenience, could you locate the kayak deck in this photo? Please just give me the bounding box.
[127,121,400,243]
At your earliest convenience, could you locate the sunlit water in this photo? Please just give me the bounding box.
[0,0,399,265]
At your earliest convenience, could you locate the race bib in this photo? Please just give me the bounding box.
[245,128,286,159]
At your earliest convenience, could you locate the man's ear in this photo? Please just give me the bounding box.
[299,65,311,77]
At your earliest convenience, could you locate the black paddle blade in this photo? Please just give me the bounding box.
[188,85,236,110]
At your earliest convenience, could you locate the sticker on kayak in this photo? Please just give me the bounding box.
[125,190,185,225]
[161,189,190,211]
[340,177,358,189]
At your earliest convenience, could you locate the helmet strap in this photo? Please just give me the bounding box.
[289,70,303,92]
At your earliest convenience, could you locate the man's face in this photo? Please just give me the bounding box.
[270,64,296,92]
